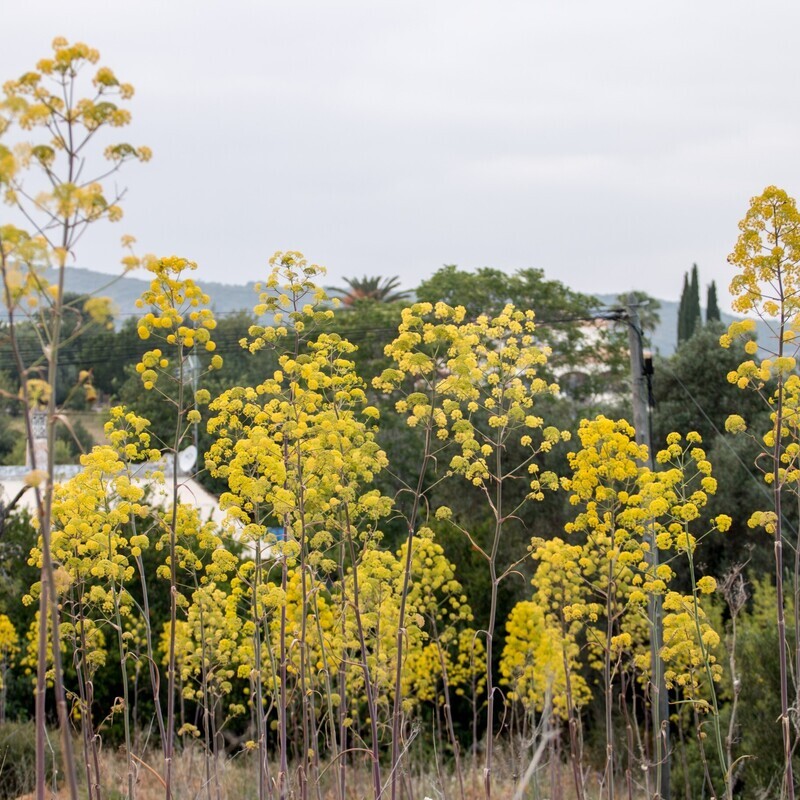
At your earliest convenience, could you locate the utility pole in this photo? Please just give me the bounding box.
[627,298,670,800]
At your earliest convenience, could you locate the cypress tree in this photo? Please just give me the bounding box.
[706,280,721,322]
[677,272,690,344]
[688,263,701,336]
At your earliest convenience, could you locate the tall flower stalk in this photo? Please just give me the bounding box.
[208,253,394,799]
[722,185,800,800]
[1,38,149,800]
[378,302,565,799]
[133,256,221,795]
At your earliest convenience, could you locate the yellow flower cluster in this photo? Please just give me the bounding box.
[27,446,151,605]
[195,260,489,731]
[207,333,390,540]
[3,32,148,223]
[0,227,50,314]
[159,529,484,724]
[722,187,800,534]
[134,256,220,390]
[727,186,800,319]
[165,583,243,704]
[19,441,170,692]
[513,420,726,720]
[643,431,721,557]
[501,536,594,718]
[377,301,567,493]
[104,405,160,462]
[5,37,142,144]
[660,592,722,696]
[500,600,589,718]
[565,418,651,579]
[242,251,334,352]
[0,614,19,693]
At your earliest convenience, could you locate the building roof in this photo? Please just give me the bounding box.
[0,463,226,526]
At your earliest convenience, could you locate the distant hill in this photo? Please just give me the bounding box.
[39,267,261,325]
[0,267,773,356]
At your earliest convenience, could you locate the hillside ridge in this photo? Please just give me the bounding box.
[0,266,771,357]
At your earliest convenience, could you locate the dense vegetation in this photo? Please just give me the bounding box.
[1,37,798,800]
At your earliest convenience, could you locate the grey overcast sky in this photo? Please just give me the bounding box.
[4,0,800,310]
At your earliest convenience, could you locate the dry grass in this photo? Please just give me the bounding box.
[3,725,652,800]
[9,743,574,800]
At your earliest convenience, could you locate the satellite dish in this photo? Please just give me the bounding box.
[177,445,198,476]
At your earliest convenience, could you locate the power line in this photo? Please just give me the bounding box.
[0,310,629,369]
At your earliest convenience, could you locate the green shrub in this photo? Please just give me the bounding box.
[0,722,61,799]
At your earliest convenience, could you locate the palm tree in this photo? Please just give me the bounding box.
[329,275,411,307]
